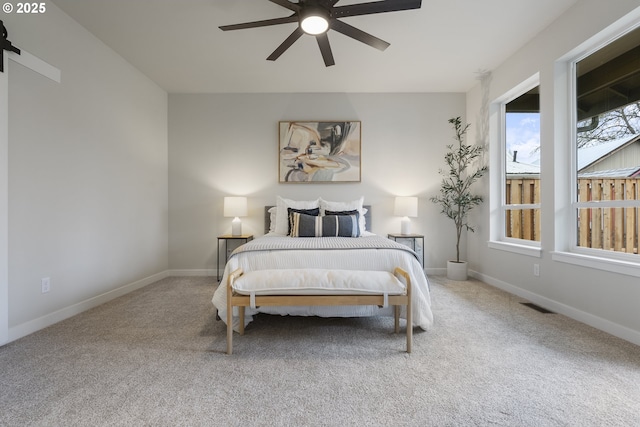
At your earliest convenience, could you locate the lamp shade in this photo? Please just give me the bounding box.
[224,197,247,217]
[394,197,418,218]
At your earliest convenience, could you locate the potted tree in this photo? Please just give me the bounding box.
[430,117,487,280]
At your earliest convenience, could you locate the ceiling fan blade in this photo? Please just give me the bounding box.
[267,27,304,61]
[333,0,422,18]
[269,0,301,12]
[316,33,335,67]
[219,15,298,31]
[330,19,390,51]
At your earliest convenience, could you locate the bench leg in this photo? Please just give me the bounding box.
[239,306,245,335]
[406,281,412,354]
[394,305,400,333]
[227,311,233,355]
[393,267,412,353]
[226,268,244,355]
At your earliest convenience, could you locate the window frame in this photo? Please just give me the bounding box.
[550,17,640,278]
[568,31,640,265]
[489,74,542,257]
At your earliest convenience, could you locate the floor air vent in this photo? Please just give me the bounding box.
[520,302,554,314]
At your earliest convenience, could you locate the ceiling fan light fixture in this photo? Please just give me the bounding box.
[300,7,330,35]
[220,0,423,66]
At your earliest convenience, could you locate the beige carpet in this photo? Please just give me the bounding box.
[1,275,639,426]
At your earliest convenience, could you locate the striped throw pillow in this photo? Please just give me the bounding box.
[287,207,320,236]
[289,212,361,237]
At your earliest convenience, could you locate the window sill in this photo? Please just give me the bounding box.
[551,251,640,278]
[488,241,542,258]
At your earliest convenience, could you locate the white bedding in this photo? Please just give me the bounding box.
[212,233,434,331]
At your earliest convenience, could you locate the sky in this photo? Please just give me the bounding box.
[506,113,540,165]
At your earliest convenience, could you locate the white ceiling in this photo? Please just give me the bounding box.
[50,0,579,94]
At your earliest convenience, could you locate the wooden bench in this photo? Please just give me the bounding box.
[226,267,412,354]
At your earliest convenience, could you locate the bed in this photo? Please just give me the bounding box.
[212,197,433,332]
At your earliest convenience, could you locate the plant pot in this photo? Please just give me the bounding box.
[447,260,468,281]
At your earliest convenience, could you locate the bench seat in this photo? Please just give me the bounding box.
[226,267,412,354]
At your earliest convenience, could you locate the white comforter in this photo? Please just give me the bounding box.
[212,233,433,331]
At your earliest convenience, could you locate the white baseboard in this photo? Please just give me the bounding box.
[425,267,446,276]
[469,269,640,347]
[167,269,216,277]
[7,271,169,344]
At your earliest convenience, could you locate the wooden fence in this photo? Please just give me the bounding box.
[505,178,541,241]
[505,177,639,254]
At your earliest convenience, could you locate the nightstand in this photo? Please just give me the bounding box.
[388,233,424,268]
[217,235,253,281]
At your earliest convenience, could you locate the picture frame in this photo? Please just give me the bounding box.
[279,121,361,183]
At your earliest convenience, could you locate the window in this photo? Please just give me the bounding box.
[489,76,542,256]
[573,26,640,259]
[504,87,541,243]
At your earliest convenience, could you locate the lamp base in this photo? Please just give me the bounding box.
[400,217,411,235]
[231,217,242,236]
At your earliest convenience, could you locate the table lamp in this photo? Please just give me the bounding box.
[224,196,247,236]
[394,196,418,235]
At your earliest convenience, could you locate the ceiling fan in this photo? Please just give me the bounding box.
[219,0,422,67]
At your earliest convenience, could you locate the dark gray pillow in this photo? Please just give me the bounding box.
[325,209,359,216]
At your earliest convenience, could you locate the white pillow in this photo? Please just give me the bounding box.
[360,207,368,232]
[320,196,366,234]
[268,206,277,233]
[274,196,320,235]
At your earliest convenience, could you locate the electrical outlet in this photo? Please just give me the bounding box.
[41,277,50,293]
[533,264,540,277]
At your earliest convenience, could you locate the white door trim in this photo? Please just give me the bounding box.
[0,49,60,345]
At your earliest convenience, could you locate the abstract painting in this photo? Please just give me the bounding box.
[279,121,361,183]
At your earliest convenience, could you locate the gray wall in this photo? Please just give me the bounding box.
[3,3,168,342]
[465,1,640,344]
[168,93,465,273]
